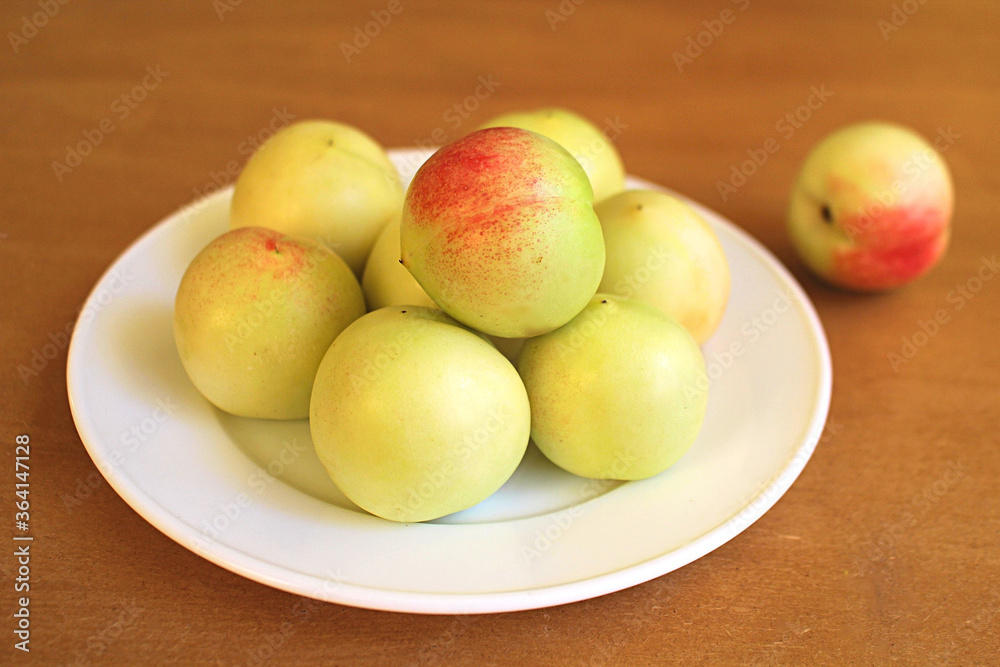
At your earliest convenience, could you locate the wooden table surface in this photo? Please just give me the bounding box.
[2,0,999,663]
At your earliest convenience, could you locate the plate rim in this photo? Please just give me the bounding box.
[66,151,832,615]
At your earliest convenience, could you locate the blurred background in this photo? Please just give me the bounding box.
[4,0,995,270]
[1,0,998,664]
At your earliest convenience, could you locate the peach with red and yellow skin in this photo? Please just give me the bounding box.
[174,227,365,420]
[360,217,530,362]
[788,122,953,291]
[479,108,626,203]
[401,127,605,338]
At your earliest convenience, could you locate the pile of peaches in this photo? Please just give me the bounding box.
[173,108,952,522]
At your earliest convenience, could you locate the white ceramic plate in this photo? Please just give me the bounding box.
[67,148,831,614]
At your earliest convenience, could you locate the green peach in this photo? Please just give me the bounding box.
[310,307,530,522]
[230,120,403,275]
[517,295,707,480]
[596,190,730,344]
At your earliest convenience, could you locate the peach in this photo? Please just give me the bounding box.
[788,121,953,291]
[230,120,403,275]
[517,295,708,480]
[174,227,365,419]
[310,307,530,522]
[479,108,626,202]
[596,190,730,344]
[400,127,605,338]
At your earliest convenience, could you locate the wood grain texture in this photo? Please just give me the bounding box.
[1,0,998,663]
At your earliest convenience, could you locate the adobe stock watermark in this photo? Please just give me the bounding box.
[610,245,671,300]
[878,0,931,41]
[411,75,502,150]
[548,297,616,360]
[673,0,751,73]
[842,125,959,240]
[887,255,999,372]
[66,599,145,667]
[180,107,296,219]
[939,589,1000,662]
[398,406,512,521]
[521,454,634,565]
[396,74,503,177]
[62,396,179,512]
[587,595,672,666]
[345,305,469,395]
[417,616,475,664]
[193,438,308,554]
[7,0,71,54]
[572,115,627,181]
[531,114,627,201]
[340,0,407,63]
[682,289,795,398]
[729,418,842,536]
[533,115,627,201]
[212,0,245,20]
[52,65,170,182]
[543,250,669,359]
[17,265,136,384]
[244,573,347,667]
[852,459,965,576]
[346,325,417,392]
[545,0,586,31]
[223,244,336,353]
[716,84,834,202]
